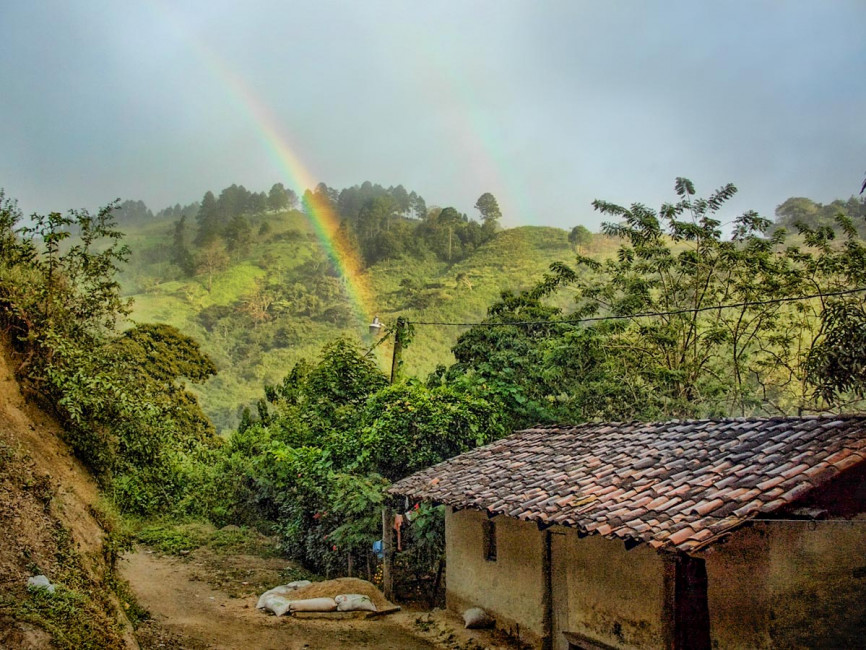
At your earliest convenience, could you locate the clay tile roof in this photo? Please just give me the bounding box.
[389,415,866,552]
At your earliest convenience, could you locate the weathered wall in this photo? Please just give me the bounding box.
[445,511,666,650]
[445,508,545,644]
[703,525,773,649]
[551,528,666,650]
[447,508,866,650]
[767,518,866,647]
[703,518,866,649]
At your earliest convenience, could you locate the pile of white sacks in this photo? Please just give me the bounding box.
[257,580,378,617]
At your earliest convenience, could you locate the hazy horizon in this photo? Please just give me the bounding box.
[1,1,863,230]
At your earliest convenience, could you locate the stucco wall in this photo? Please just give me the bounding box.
[447,510,866,649]
[767,518,866,647]
[445,511,666,650]
[704,518,866,649]
[445,508,545,644]
[551,528,666,650]
[703,525,772,649]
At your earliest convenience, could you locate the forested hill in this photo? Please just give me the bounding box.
[117,181,599,432]
[773,196,866,237]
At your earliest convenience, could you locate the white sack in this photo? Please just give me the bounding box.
[335,594,377,612]
[463,607,494,629]
[260,594,293,617]
[288,597,338,612]
[256,580,314,609]
[27,575,55,594]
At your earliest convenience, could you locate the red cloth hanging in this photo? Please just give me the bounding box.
[393,514,404,551]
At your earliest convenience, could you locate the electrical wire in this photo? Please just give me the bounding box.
[748,518,866,524]
[406,286,866,328]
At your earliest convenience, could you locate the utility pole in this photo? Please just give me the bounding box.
[390,317,406,384]
[382,506,394,601]
[369,315,409,603]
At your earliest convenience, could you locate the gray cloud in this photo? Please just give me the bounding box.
[0,1,863,229]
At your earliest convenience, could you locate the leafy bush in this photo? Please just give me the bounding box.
[351,380,506,480]
[207,336,505,579]
[0,190,220,515]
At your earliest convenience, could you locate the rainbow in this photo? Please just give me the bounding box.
[150,1,375,330]
[204,67,376,329]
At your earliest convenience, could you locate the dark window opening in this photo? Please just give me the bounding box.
[483,520,497,561]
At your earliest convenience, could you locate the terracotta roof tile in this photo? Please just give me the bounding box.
[668,527,697,545]
[733,500,763,518]
[756,475,786,491]
[827,450,863,472]
[389,415,866,552]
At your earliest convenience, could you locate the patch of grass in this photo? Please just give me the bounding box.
[205,262,266,306]
[206,525,281,557]
[0,584,127,650]
[128,293,192,326]
[89,498,137,585]
[134,520,282,558]
[135,522,213,555]
[112,578,150,627]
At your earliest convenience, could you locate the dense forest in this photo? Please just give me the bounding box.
[183,180,499,271]
[1,178,865,636]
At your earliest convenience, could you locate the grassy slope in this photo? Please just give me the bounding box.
[118,211,603,432]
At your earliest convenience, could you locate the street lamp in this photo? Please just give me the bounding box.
[367,316,406,384]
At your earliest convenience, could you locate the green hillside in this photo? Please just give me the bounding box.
[119,209,596,432]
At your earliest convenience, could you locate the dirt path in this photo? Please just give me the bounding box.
[121,548,439,650]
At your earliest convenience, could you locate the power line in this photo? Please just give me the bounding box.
[407,286,866,328]
[748,518,866,524]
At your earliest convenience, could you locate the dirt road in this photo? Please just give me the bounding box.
[121,549,439,650]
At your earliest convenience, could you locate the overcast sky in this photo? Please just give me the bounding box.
[1,1,863,230]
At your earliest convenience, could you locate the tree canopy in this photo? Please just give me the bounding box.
[443,178,866,423]
[474,192,502,229]
[568,224,592,250]
[774,195,866,238]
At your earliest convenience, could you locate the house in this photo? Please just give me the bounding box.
[389,415,866,649]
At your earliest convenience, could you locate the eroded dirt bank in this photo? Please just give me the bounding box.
[0,339,138,648]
